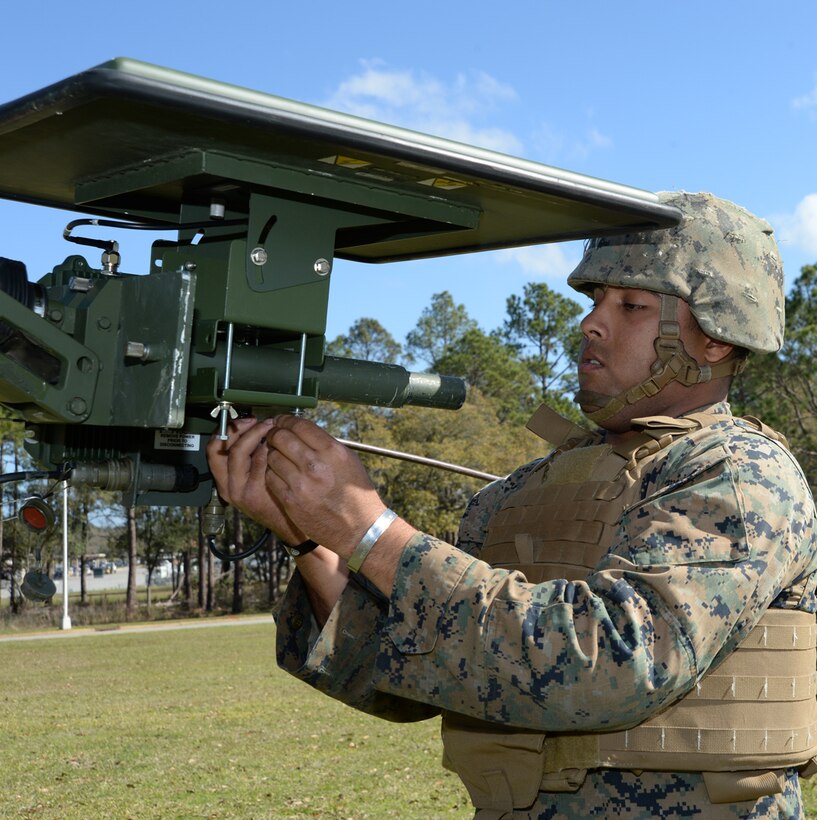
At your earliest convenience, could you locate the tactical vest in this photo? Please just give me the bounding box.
[442,405,817,811]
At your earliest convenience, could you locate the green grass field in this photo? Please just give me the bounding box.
[2,618,817,819]
[0,619,470,819]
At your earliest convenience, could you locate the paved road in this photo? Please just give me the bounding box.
[38,566,152,593]
[56,566,153,592]
[1,566,166,599]
[0,613,275,642]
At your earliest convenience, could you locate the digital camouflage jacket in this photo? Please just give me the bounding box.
[276,403,817,818]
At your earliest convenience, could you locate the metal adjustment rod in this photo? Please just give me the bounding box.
[293,332,308,417]
[211,322,238,439]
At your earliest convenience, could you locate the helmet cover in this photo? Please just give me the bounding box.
[567,191,784,353]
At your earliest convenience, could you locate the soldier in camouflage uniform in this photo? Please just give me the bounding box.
[208,192,817,818]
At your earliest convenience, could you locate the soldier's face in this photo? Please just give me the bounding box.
[577,285,709,424]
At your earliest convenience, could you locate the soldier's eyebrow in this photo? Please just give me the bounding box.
[620,288,659,301]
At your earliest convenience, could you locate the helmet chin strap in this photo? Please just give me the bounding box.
[575,294,747,425]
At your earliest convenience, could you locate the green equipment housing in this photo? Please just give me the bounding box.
[0,58,680,506]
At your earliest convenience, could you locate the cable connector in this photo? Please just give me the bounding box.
[202,488,226,536]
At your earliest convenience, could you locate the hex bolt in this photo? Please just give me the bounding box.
[314,258,332,276]
[125,341,149,360]
[184,261,197,272]
[101,250,121,274]
[68,397,87,416]
[250,247,268,266]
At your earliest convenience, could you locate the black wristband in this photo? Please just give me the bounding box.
[280,538,319,558]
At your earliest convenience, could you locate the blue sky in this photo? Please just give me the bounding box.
[1,1,816,347]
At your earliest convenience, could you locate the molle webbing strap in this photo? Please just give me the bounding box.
[481,412,706,579]
[742,415,790,449]
[525,402,595,447]
[587,609,817,773]
[480,464,629,580]
[479,442,632,582]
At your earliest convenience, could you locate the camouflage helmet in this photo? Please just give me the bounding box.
[567,191,785,353]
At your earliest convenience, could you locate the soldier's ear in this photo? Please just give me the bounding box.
[703,337,735,364]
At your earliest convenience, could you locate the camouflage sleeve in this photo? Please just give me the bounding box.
[371,427,817,731]
[275,571,438,722]
[273,459,547,719]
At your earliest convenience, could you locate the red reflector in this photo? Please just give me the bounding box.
[21,506,49,531]
[18,497,55,532]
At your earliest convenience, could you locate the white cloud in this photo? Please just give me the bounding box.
[792,82,817,113]
[587,128,613,150]
[494,242,582,281]
[323,62,613,166]
[571,127,614,160]
[323,61,522,153]
[772,194,817,255]
[531,122,612,165]
[530,123,565,164]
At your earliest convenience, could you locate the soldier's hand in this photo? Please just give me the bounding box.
[206,417,308,545]
[265,414,387,554]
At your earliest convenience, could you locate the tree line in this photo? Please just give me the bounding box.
[1,265,815,618]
